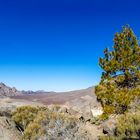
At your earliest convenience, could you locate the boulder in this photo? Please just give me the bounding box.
[65,95,103,121]
[102,116,117,135]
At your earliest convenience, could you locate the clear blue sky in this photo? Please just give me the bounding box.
[0,0,140,91]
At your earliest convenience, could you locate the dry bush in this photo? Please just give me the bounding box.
[12,106,79,140]
[100,111,140,140]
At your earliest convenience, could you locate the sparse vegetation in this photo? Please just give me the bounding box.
[23,110,46,140]
[12,106,80,140]
[100,111,140,140]
[0,25,140,140]
[12,106,40,130]
[12,106,48,139]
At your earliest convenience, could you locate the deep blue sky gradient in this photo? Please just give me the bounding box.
[0,0,140,91]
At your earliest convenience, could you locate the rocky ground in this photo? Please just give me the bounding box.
[0,97,44,140]
[12,87,103,120]
[0,97,105,140]
[0,116,21,140]
[0,83,108,140]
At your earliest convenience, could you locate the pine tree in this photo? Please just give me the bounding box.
[99,25,140,88]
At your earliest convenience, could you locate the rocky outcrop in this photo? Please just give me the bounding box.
[43,87,103,122]
[0,83,22,97]
[102,115,118,136]
[65,95,103,121]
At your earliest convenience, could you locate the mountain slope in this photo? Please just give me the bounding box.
[0,83,22,97]
[12,87,96,104]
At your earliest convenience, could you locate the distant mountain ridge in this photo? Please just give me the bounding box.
[0,83,22,97]
[0,83,56,96]
[0,82,95,100]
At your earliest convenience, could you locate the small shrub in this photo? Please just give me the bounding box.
[23,110,46,140]
[12,106,40,130]
[99,111,140,140]
[115,112,140,139]
[12,106,79,140]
